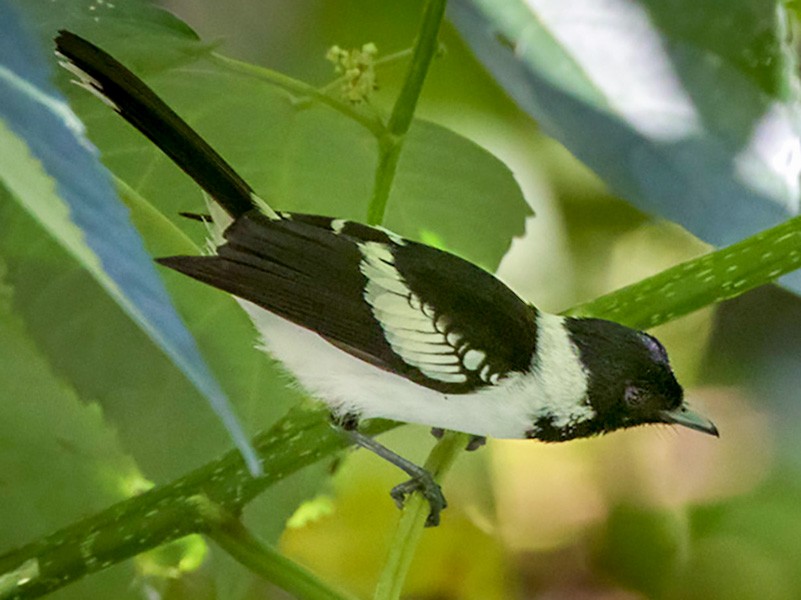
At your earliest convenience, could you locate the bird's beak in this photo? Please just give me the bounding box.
[660,405,719,437]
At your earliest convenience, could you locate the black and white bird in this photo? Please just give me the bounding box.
[55,31,718,526]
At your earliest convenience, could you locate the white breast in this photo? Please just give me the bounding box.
[237,301,593,439]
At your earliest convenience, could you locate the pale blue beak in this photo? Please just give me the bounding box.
[660,405,719,437]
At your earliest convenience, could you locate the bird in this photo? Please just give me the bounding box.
[54,30,718,526]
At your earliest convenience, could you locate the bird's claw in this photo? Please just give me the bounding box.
[390,474,447,527]
[465,435,486,451]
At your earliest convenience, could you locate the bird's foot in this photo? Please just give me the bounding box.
[465,435,486,451]
[390,473,448,527]
[341,427,448,526]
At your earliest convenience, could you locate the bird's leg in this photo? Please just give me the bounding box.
[337,424,447,527]
[430,427,486,452]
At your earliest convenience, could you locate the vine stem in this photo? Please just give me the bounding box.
[373,432,468,600]
[366,0,447,225]
[0,409,395,600]
[208,515,360,600]
[208,53,385,137]
[565,213,801,330]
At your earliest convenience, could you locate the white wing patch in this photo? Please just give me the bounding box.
[359,242,501,386]
[463,349,485,371]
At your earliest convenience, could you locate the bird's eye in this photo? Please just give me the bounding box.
[624,384,643,406]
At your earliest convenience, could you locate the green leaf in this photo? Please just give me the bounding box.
[388,119,530,270]
[0,259,143,600]
[0,183,302,484]
[15,0,207,72]
[450,0,801,290]
[0,1,266,474]
[0,2,323,553]
[0,119,283,479]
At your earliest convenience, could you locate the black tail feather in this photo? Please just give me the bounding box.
[55,30,255,218]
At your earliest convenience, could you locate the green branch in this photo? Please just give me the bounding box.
[209,516,360,600]
[209,53,385,138]
[373,431,468,600]
[368,134,404,225]
[567,214,801,329]
[0,408,394,600]
[366,0,447,225]
[386,0,446,137]
[367,2,462,596]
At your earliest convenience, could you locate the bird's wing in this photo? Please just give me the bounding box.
[159,212,540,394]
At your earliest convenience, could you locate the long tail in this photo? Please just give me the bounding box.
[55,30,267,219]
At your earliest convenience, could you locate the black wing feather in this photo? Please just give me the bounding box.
[392,241,539,376]
[159,212,539,394]
[159,212,423,384]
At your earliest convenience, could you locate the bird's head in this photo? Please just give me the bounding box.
[530,317,718,441]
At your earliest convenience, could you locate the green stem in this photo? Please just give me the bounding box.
[209,53,385,137]
[367,134,403,225]
[366,0,447,225]
[368,3,459,594]
[0,408,394,600]
[566,213,801,329]
[373,432,468,600]
[386,0,446,137]
[209,517,360,600]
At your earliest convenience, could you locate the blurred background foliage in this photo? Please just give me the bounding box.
[3,0,801,599]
